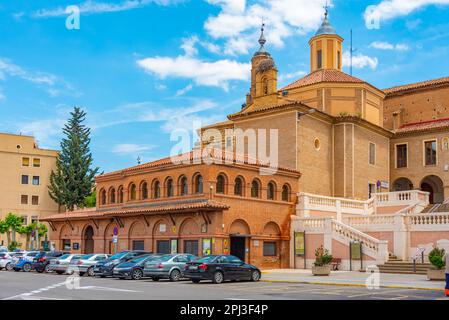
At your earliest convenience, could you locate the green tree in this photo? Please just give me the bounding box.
[82,188,97,208]
[37,223,48,249]
[48,107,99,211]
[4,213,24,244]
[17,222,37,251]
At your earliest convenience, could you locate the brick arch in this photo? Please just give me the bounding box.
[229,219,251,235]
[81,223,98,238]
[153,218,170,236]
[128,220,146,238]
[262,221,281,237]
[179,218,201,236]
[59,224,72,239]
[104,221,120,238]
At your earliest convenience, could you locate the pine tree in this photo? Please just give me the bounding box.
[48,107,99,211]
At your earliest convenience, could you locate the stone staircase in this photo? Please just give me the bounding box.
[377,258,432,275]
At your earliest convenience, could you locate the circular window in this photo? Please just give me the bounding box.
[314,138,321,150]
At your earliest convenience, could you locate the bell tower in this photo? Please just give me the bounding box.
[309,5,343,73]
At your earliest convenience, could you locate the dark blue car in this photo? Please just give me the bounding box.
[93,250,151,277]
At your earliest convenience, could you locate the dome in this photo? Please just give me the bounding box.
[256,58,276,73]
[315,16,337,36]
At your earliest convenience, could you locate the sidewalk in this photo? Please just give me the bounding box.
[260,269,445,291]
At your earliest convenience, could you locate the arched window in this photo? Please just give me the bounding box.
[216,175,225,194]
[282,184,290,202]
[109,188,116,204]
[141,182,148,200]
[117,186,124,203]
[100,189,106,205]
[251,180,260,198]
[263,77,269,95]
[166,178,174,197]
[130,183,137,201]
[153,181,161,199]
[234,177,243,196]
[194,175,203,194]
[180,176,188,196]
[267,182,275,200]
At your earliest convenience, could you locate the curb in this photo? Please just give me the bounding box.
[259,279,444,292]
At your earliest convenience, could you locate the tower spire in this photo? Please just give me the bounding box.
[258,19,267,52]
[324,0,329,18]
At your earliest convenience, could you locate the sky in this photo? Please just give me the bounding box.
[1,0,449,173]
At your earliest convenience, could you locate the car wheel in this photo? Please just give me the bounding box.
[56,271,65,275]
[5,263,13,271]
[212,271,224,284]
[151,277,160,281]
[250,270,261,282]
[23,263,32,272]
[14,268,20,272]
[79,272,85,277]
[87,267,95,277]
[132,269,143,280]
[169,269,181,282]
[44,264,52,273]
[192,279,201,284]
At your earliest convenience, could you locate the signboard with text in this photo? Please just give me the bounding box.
[294,232,305,256]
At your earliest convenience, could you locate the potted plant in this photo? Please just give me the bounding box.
[312,245,333,276]
[427,247,446,281]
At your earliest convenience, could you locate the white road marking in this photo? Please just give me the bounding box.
[78,286,141,293]
[2,281,67,300]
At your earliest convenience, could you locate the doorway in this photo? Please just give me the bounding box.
[421,175,444,204]
[230,236,246,262]
[421,183,434,204]
[84,226,94,254]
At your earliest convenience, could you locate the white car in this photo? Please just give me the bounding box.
[0,246,7,253]
[48,254,85,274]
[0,252,14,271]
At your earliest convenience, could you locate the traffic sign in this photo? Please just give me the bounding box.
[113,227,118,236]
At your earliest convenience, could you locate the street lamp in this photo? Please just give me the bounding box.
[297,108,316,120]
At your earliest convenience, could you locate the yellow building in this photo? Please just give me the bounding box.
[0,133,59,248]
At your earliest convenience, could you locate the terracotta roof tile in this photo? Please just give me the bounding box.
[281,69,365,91]
[41,199,230,221]
[395,118,449,134]
[384,76,449,95]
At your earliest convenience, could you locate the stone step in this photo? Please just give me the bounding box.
[378,269,428,275]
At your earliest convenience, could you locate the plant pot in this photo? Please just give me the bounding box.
[312,265,331,276]
[427,269,446,281]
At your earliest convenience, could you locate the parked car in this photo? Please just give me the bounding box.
[0,246,8,253]
[48,254,85,274]
[143,254,196,282]
[184,255,261,284]
[113,254,161,280]
[0,253,14,271]
[68,254,109,276]
[11,251,40,272]
[94,250,151,277]
[32,251,68,273]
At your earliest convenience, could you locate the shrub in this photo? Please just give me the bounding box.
[428,247,446,270]
[8,241,19,252]
[314,245,333,267]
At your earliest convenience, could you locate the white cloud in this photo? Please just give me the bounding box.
[137,55,250,91]
[0,58,76,97]
[364,0,449,25]
[175,83,194,96]
[181,36,199,56]
[343,52,378,70]
[278,70,307,84]
[205,0,328,55]
[369,41,409,51]
[33,0,184,18]
[112,143,155,155]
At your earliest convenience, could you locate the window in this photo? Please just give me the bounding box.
[337,51,341,69]
[130,184,137,200]
[141,182,148,200]
[21,195,28,204]
[132,240,145,251]
[157,240,170,254]
[32,176,40,186]
[21,175,29,185]
[317,50,322,69]
[267,182,275,200]
[21,216,28,225]
[216,175,225,194]
[282,184,290,202]
[153,181,161,199]
[263,78,269,95]
[33,158,41,167]
[226,137,233,148]
[100,189,107,205]
[194,175,203,194]
[263,242,277,256]
[184,240,199,256]
[180,176,188,196]
[369,183,376,199]
[62,239,71,251]
[369,143,376,165]
[425,140,437,166]
[314,138,321,150]
[251,180,260,198]
[22,157,30,167]
[109,188,116,204]
[117,187,124,203]
[166,179,174,197]
[31,216,38,224]
[396,144,407,168]
[32,196,39,205]
[234,177,243,196]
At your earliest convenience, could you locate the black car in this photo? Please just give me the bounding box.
[184,255,261,284]
[32,251,68,273]
[93,250,151,277]
[112,254,161,280]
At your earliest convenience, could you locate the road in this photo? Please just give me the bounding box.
[0,270,447,300]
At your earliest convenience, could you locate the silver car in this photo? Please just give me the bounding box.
[0,253,14,271]
[68,253,109,276]
[143,254,197,281]
[49,254,85,274]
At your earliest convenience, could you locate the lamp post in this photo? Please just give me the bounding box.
[297,108,317,120]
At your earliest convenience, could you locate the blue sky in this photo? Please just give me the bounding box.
[1,0,449,173]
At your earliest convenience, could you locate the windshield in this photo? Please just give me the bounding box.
[128,255,150,263]
[194,256,217,263]
[109,252,127,260]
[58,254,71,260]
[81,254,94,260]
[153,255,173,262]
